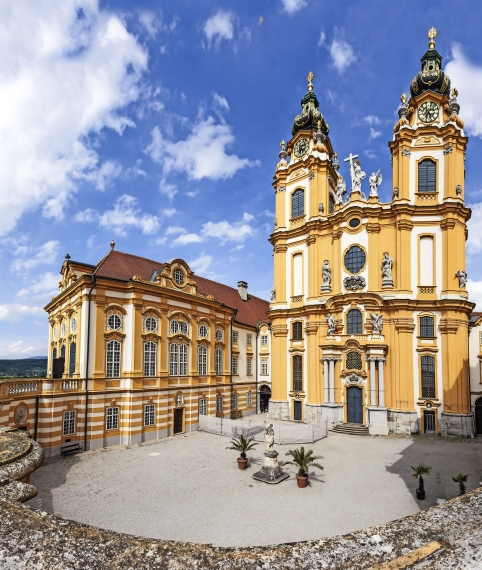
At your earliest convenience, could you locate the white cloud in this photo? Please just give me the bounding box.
[213,93,230,112]
[162,208,177,218]
[0,340,47,358]
[281,0,308,14]
[318,31,326,47]
[147,117,256,181]
[186,191,199,198]
[75,209,98,223]
[0,1,148,235]
[16,272,59,299]
[189,254,212,274]
[203,11,234,48]
[368,128,382,140]
[446,44,482,137]
[171,233,204,245]
[364,115,382,126]
[165,226,186,236]
[201,220,254,244]
[364,150,378,160]
[263,209,275,217]
[159,180,178,201]
[10,241,60,274]
[468,279,482,311]
[242,212,255,222]
[139,11,163,38]
[84,160,122,191]
[0,304,44,325]
[467,202,482,255]
[329,37,356,73]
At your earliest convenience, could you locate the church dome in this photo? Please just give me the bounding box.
[291,72,329,137]
[410,28,451,98]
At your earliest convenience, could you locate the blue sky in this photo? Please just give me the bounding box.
[1,0,482,358]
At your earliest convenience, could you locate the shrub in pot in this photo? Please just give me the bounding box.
[411,463,432,500]
[226,435,258,470]
[284,446,323,488]
[452,472,469,495]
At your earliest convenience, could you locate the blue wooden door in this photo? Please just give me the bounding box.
[347,386,363,424]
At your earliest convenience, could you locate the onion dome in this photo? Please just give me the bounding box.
[410,28,450,98]
[291,72,329,136]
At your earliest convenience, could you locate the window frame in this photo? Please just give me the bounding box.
[216,395,223,413]
[106,406,119,430]
[261,358,268,376]
[107,314,122,331]
[199,398,207,416]
[232,331,238,343]
[179,344,188,376]
[347,309,363,335]
[199,324,208,338]
[144,341,156,377]
[70,317,77,333]
[232,356,239,375]
[215,348,223,375]
[68,342,76,378]
[215,329,223,341]
[246,333,252,345]
[173,268,185,285]
[169,343,179,376]
[291,188,305,219]
[198,345,207,376]
[246,357,252,376]
[232,393,238,409]
[261,335,268,346]
[145,316,157,332]
[343,245,367,275]
[106,340,121,378]
[420,354,436,399]
[292,321,303,340]
[63,410,76,436]
[247,391,252,407]
[144,404,155,427]
[417,158,437,193]
[420,316,435,339]
[292,354,303,392]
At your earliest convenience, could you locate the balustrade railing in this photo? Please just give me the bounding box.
[61,381,79,390]
[8,382,39,394]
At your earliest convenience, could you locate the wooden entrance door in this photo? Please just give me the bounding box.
[294,400,302,421]
[174,408,183,434]
[423,410,436,434]
[475,398,482,435]
[347,386,363,424]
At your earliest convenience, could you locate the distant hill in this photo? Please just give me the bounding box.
[0,358,48,379]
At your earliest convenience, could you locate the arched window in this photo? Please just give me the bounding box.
[52,347,57,360]
[293,355,303,391]
[198,345,207,376]
[329,194,335,214]
[179,344,188,376]
[420,316,435,338]
[292,189,304,218]
[347,309,362,334]
[69,343,76,378]
[215,348,223,375]
[421,355,436,398]
[418,159,436,192]
[106,340,121,378]
[144,341,156,377]
[170,344,178,376]
[60,345,66,358]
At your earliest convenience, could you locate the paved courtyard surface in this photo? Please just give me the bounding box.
[27,431,482,547]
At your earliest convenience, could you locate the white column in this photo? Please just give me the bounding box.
[378,359,385,407]
[370,359,376,406]
[329,359,335,403]
[323,359,329,403]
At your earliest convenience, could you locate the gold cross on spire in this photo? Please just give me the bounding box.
[307,71,314,92]
[427,27,437,49]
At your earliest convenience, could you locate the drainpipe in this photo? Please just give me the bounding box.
[84,274,96,452]
[229,310,238,419]
[34,394,40,441]
[255,321,260,414]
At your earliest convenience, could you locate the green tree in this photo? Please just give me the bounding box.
[284,447,323,477]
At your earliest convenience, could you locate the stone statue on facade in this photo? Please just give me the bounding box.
[270,287,276,301]
[370,312,383,334]
[392,187,399,199]
[381,252,394,288]
[335,176,346,205]
[352,160,366,193]
[321,260,331,293]
[369,169,382,198]
[318,202,324,214]
[455,269,467,288]
[326,313,336,335]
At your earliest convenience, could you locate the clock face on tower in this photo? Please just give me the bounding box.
[418,101,439,123]
[293,138,309,158]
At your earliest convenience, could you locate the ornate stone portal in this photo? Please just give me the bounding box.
[252,424,289,484]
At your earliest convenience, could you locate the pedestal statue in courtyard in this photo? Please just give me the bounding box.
[252,423,289,484]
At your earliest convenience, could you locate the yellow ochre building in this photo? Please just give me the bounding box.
[267,30,478,437]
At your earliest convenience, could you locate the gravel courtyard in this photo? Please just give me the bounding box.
[27,430,482,547]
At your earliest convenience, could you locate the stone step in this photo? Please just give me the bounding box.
[332,423,370,436]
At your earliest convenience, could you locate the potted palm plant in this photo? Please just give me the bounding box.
[284,446,323,488]
[226,434,258,470]
[411,463,432,500]
[452,472,469,495]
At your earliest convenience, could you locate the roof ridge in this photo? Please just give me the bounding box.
[193,274,269,303]
[95,250,163,274]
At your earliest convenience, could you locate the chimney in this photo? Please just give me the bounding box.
[237,281,248,301]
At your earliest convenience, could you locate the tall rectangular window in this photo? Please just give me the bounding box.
[106,407,119,430]
[169,344,178,376]
[293,254,302,296]
[347,309,363,335]
[261,358,268,376]
[247,392,252,407]
[199,398,207,416]
[420,236,434,286]
[144,342,156,377]
[216,395,223,413]
[69,342,76,378]
[232,357,238,375]
[292,321,303,340]
[144,404,155,426]
[215,348,223,375]
[420,316,435,338]
[418,159,436,192]
[246,333,252,345]
[232,331,238,343]
[106,340,121,378]
[179,344,188,376]
[63,410,76,436]
[247,357,252,375]
[261,335,268,346]
[421,355,436,398]
[293,355,303,391]
[198,346,207,376]
[232,393,238,409]
[292,189,304,218]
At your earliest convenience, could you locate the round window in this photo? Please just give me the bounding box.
[108,314,121,330]
[344,245,366,274]
[173,268,184,285]
[215,329,223,341]
[145,317,157,332]
[180,322,188,335]
[170,319,179,334]
[199,325,208,338]
[349,218,360,228]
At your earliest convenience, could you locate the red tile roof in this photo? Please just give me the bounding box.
[93,250,269,328]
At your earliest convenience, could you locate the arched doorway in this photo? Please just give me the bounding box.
[259,385,271,413]
[347,386,363,424]
[475,397,482,435]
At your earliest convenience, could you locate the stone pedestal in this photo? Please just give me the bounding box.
[382,278,394,288]
[367,406,389,436]
[320,284,331,293]
[252,450,289,484]
[321,403,344,429]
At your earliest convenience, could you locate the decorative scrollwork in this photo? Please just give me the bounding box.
[343,275,366,291]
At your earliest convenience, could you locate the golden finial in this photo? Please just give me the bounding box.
[280,139,285,149]
[401,93,407,103]
[427,27,437,49]
[110,239,115,250]
[451,87,458,99]
[307,71,314,92]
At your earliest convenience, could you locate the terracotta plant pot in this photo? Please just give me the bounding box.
[296,474,309,488]
[237,458,248,470]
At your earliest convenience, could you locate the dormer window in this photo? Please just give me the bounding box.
[418,159,436,192]
[173,268,184,285]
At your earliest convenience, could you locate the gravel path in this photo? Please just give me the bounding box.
[27,431,482,547]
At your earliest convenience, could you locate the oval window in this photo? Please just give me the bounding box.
[145,317,157,332]
[349,218,360,228]
[173,268,184,285]
[108,314,121,330]
[170,320,179,334]
[344,245,366,274]
[199,325,208,338]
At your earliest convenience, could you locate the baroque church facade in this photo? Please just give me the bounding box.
[267,30,477,437]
